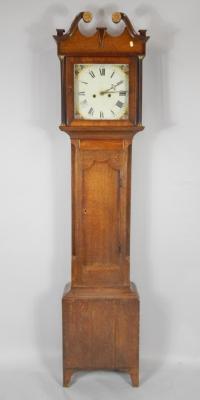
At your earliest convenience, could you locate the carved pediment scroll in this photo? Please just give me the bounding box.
[54,11,149,56]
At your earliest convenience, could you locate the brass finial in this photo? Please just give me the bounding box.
[83,11,93,23]
[112,12,122,24]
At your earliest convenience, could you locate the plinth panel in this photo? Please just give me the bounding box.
[62,284,139,384]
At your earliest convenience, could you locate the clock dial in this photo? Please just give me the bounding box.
[74,64,129,120]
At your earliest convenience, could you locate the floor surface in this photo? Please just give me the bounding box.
[1,360,199,400]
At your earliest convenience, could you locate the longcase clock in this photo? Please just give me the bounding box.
[54,11,149,387]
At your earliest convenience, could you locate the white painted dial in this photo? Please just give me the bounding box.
[74,64,129,120]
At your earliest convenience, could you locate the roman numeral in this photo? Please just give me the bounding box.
[80,81,88,85]
[79,91,85,96]
[89,70,95,78]
[100,111,104,119]
[99,67,105,76]
[88,107,94,116]
[119,91,126,96]
[110,71,115,78]
[116,100,123,108]
[111,110,115,116]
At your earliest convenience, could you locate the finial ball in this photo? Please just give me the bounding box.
[83,11,93,23]
[112,12,122,23]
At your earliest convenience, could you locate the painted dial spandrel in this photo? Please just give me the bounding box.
[74,64,129,120]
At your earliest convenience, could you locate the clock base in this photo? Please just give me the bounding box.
[62,282,139,387]
[63,367,139,387]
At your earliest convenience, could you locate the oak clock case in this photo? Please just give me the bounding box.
[54,11,149,387]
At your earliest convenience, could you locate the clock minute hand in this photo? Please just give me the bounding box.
[100,81,124,95]
[104,90,127,94]
[100,86,113,95]
[112,80,123,89]
[100,90,127,96]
